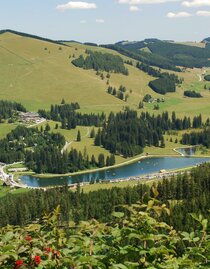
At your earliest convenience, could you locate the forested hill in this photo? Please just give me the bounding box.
[104,38,210,69]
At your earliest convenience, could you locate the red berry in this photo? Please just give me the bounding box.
[25,235,32,241]
[34,255,41,265]
[14,259,23,269]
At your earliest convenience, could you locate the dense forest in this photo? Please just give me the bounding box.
[148,78,176,95]
[114,39,210,68]
[184,90,203,98]
[0,126,65,164]
[103,39,210,70]
[101,44,181,71]
[146,41,210,68]
[72,50,128,75]
[94,110,204,157]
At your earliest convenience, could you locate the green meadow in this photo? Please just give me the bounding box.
[0,31,210,119]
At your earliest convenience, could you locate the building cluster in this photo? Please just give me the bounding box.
[19,112,45,124]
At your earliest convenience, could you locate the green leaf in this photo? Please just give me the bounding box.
[112,212,124,218]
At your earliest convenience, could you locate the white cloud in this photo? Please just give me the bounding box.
[56,1,97,11]
[167,11,192,17]
[196,10,210,15]
[96,19,105,23]
[182,0,210,7]
[80,20,87,23]
[129,5,140,11]
[119,0,182,4]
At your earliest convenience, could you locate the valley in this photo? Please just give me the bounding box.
[0,24,210,269]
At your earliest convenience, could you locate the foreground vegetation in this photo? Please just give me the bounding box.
[0,189,209,268]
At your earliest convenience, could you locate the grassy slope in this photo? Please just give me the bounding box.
[0,33,152,114]
[0,32,210,119]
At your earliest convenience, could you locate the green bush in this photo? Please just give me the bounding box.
[0,197,209,268]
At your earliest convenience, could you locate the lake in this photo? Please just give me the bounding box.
[20,156,210,187]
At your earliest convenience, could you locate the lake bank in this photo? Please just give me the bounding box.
[20,155,210,188]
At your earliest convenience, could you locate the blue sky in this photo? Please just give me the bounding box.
[0,0,210,43]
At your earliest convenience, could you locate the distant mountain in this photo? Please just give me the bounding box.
[115,38,161,50]
[104,37,210,69]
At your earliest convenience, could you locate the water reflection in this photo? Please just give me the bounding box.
[20,156,210,187]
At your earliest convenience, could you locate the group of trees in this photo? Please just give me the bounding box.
[184,90,203,98]
[0,124,116,173]
[93,110,204,158]
[26,147,115,174]
[72,50,128,75]
[142,94,152,102]
[107,85,129,101]
[136,62,182,96]
[38,103,106,130]
[0,100,26,121]
[181,128,210,147]
[38,102,80,120]
[0,126,65,164]
[149,78,176,95]
[136,62,182,84]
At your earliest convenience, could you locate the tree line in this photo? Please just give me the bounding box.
[26,145,115,174]
[38,103,106,129]
[181,128,210,147]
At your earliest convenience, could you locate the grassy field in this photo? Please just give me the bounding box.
[0,32,210,119]
[0,123,17,139]
[0,180,29,198]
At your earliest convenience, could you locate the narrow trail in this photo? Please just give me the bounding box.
[61,127,90,154]
[82,127,90,138]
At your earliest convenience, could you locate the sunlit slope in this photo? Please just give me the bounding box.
[0,32,153,112]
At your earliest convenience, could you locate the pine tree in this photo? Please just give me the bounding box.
[77,130,81,142]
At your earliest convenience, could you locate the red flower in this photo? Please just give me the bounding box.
[34,255,41,266]
[14,259,23,269]
[25,235,32,241]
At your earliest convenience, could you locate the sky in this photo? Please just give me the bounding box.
[0,0,210,43]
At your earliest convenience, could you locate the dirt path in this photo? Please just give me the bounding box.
[61,127,90,154]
